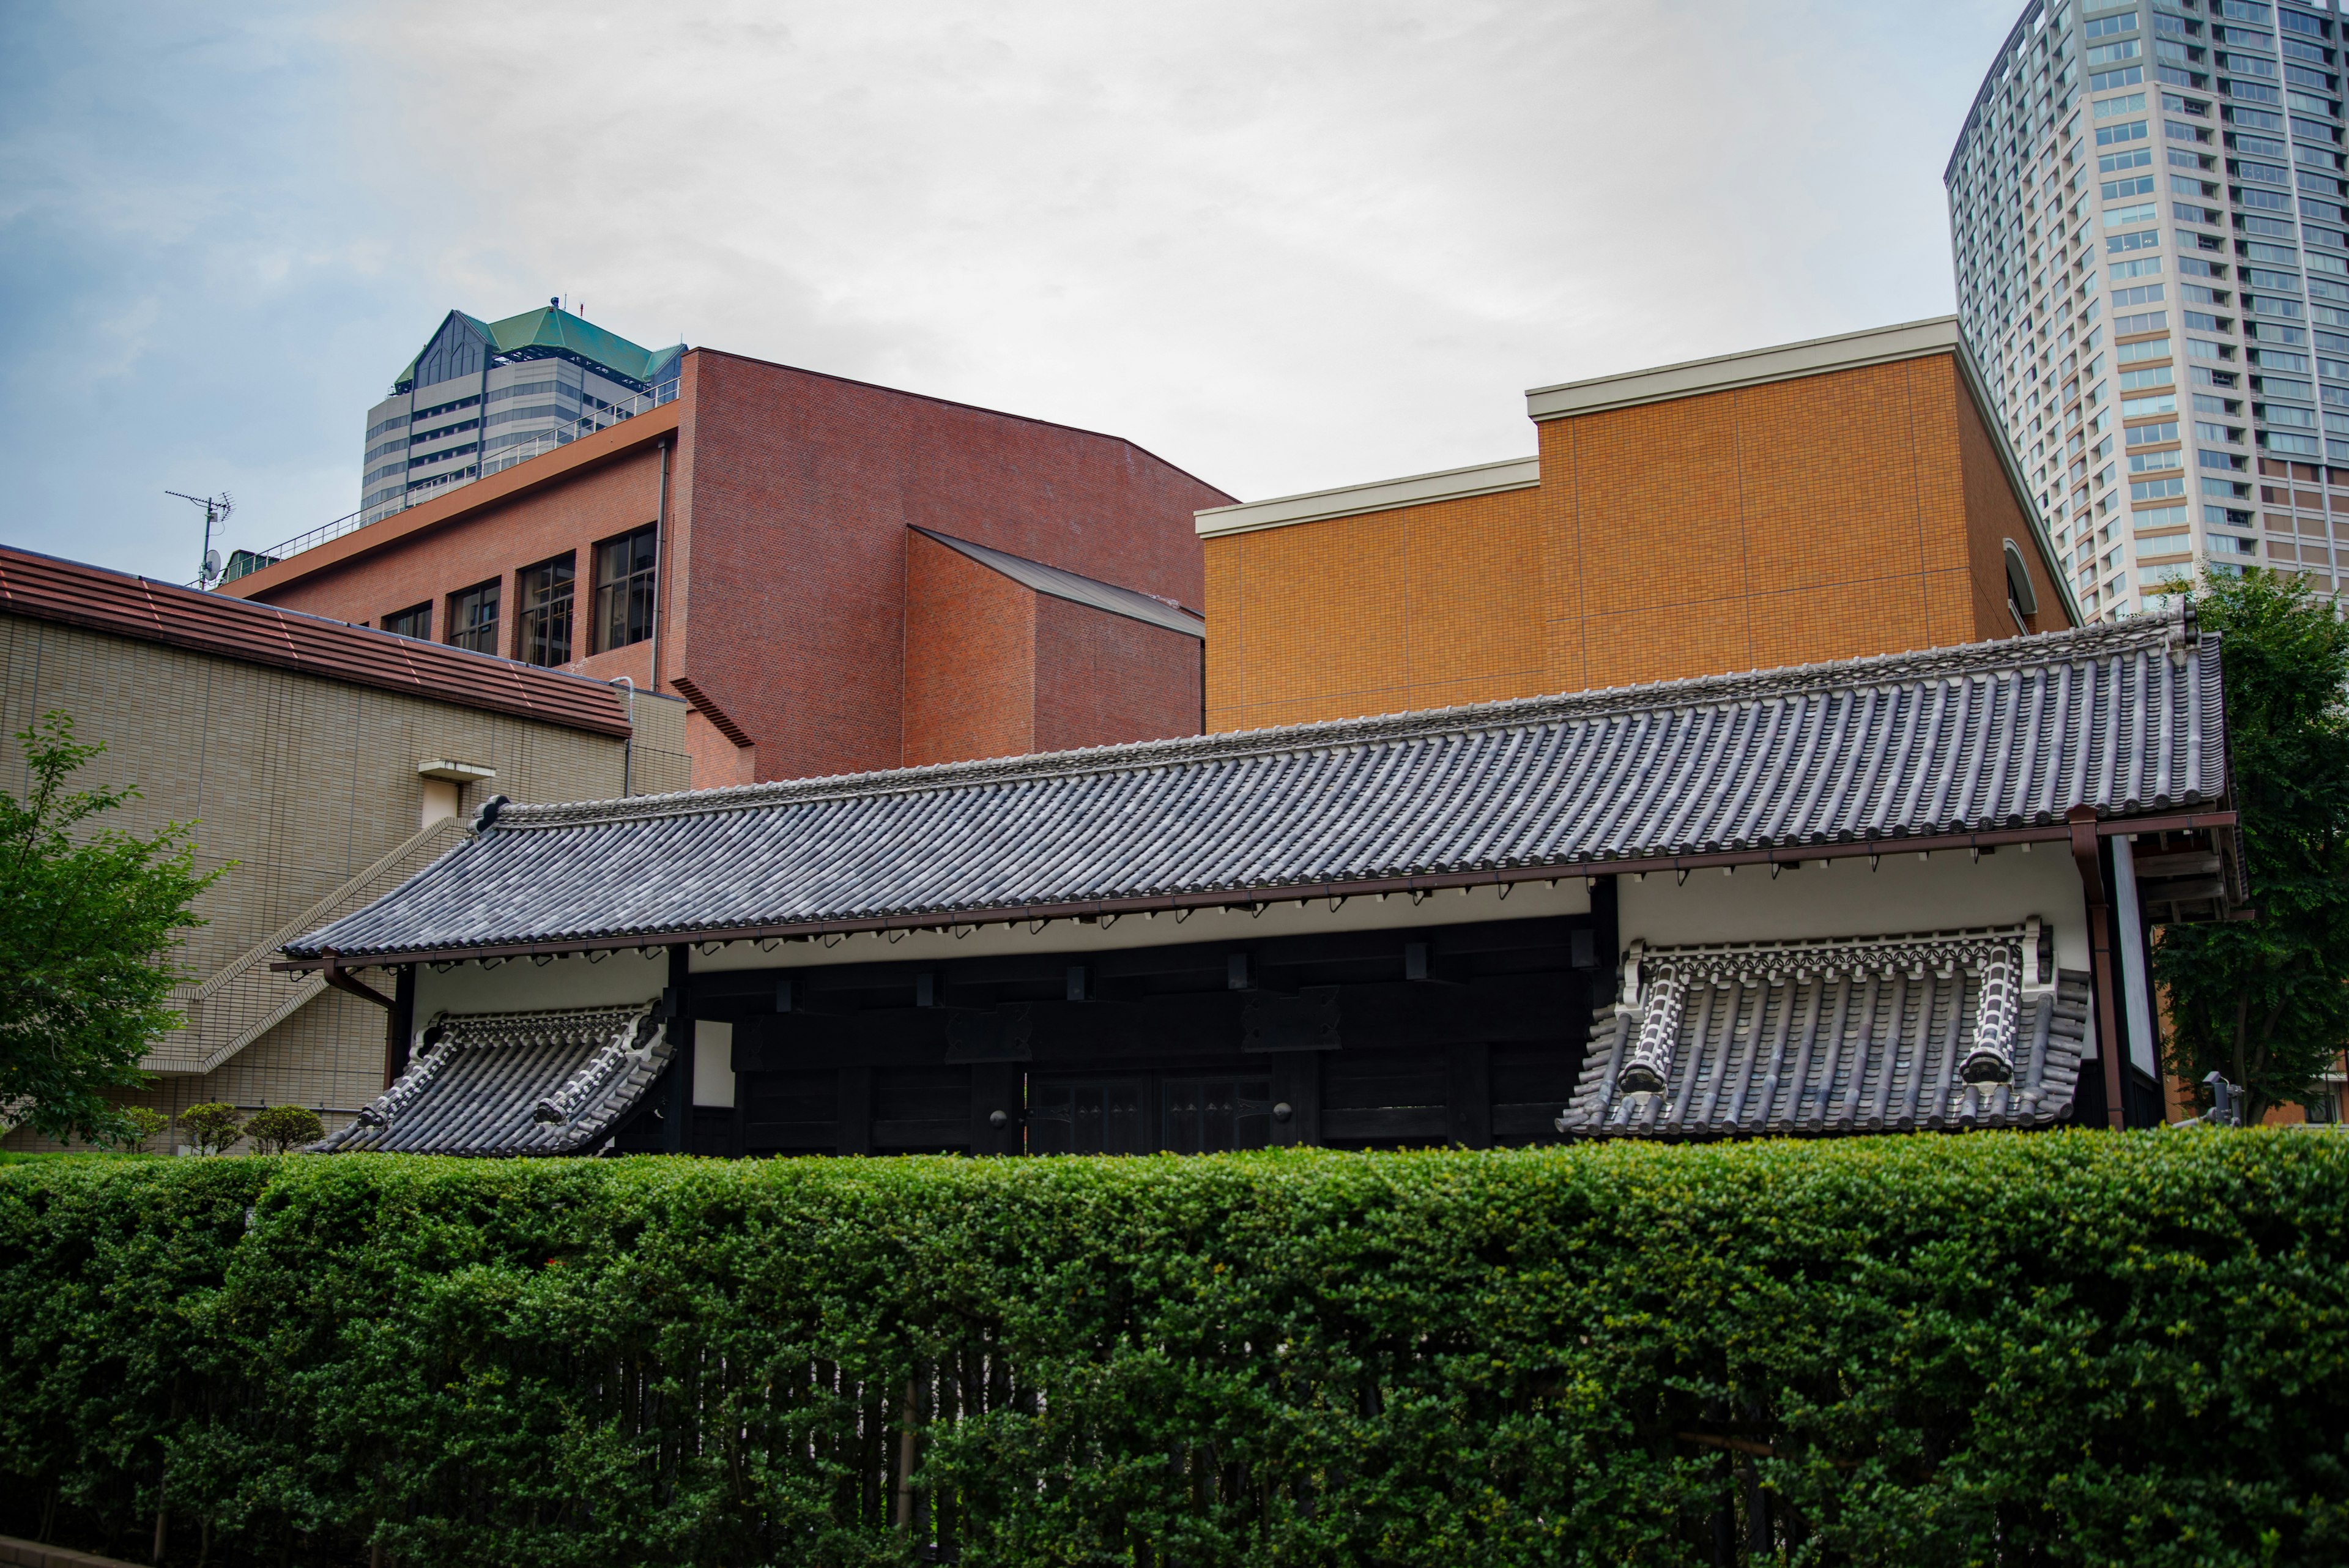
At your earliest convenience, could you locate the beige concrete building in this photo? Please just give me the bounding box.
[0,544,687,1151]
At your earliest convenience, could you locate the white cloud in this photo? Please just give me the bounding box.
[1,0,2024,573]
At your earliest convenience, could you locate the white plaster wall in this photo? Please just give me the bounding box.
[694,1021,736,1107]
[1616,847,2090,970]
[688,878,1592,973]
[413,947,669,1018]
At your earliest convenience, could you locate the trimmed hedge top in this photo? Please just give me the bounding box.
[3,1132,2346,1566]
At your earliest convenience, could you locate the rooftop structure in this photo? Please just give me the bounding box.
[225,348,1226,790]
[1947,0,2349,622]
[1195,318,2077,734]
[346,304,687,540]
[284,609,2236,1157]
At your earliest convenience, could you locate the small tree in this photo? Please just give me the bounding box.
[0,712,223,1147]
[122,1106,167,1148]
[245,1104,323,1154]
[179,1102,245,1156]
[2154,571,2349,1119]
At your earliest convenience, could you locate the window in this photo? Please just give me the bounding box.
[447,579,500,656]
[517,554,575,667]
[2128,420,2181,445]
[592,524,659,655]
[2129,449,2185,473]
[2099,146,2154,172]
[2102,174,2158,198]
[381,603,430,640]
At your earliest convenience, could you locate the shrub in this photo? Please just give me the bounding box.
[1,1132,2344,1566]
[242,1105,323,1156]
[176,1102,242,1156]
[121,1106,166,1148]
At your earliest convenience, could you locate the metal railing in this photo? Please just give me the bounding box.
[220,379,680,583]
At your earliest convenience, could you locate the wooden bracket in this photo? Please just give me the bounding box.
[321,953,394,1012]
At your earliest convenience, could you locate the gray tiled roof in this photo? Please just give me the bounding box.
[313,1002,669,1156]
[289,609,2224,962]
[911,527,1204,638]
[1558,926,2090,1139]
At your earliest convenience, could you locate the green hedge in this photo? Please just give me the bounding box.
[2,1132,2345,1567]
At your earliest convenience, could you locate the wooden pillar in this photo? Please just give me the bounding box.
[664,945,693,1152]
[838,1067,874,1156]
[1589,874,1620,1000]
[2067,806,2127,1131]
[385,965,416,1089]
[968,1063,1021,1156]
[1447,1042,1491,1148]
[1271,1052,1321,1147]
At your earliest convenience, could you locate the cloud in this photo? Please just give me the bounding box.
[0,0,2023,575]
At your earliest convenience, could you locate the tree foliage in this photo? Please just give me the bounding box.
[0,712,222,1146]
[179,1102,245,1156]
[121,1107,167,1148]
[243,1105,322,1155]
[2,1135,2345,1567]
[2154,572,2349,1119]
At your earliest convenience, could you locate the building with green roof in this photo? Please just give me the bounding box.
[361,303,685,519]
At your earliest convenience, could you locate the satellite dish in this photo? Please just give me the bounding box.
[204,548,223,576]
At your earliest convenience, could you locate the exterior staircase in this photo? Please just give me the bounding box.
[144,816,467,1075]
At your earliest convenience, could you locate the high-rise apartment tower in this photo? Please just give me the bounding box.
[1948,0,2348,620]
[358,305,685,527]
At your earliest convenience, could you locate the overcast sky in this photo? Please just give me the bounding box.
[0,0,2024,582]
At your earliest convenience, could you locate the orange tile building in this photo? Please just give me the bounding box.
[1199,318,2079,732]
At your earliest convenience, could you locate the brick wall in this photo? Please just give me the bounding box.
[0,614,681,1152]
[1950,355,2063,636]
[903,529,1037,766]
[1206,352,2068,732]
[1034,595,1201,753]
[1204,485,1543,732]
[234,350,1227,787]
[674,350,1227,782]
[253,445,668,660]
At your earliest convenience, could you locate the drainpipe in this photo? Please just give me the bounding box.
[613,675,634,797]
[647,437,672,694]
[2067,804,2127,1129]
[321,952,393,1011]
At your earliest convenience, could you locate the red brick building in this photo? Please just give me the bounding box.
[225,349,1226,787]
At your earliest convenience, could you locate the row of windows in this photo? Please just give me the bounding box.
[377,525,660,668]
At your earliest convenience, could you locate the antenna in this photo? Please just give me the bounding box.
[166,489,234,587]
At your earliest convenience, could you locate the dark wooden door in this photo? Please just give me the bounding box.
[1030,1077,1149,1154]
[1165,1076,1274,1153]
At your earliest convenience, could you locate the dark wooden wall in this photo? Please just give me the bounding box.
[612,893,1615,1159]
